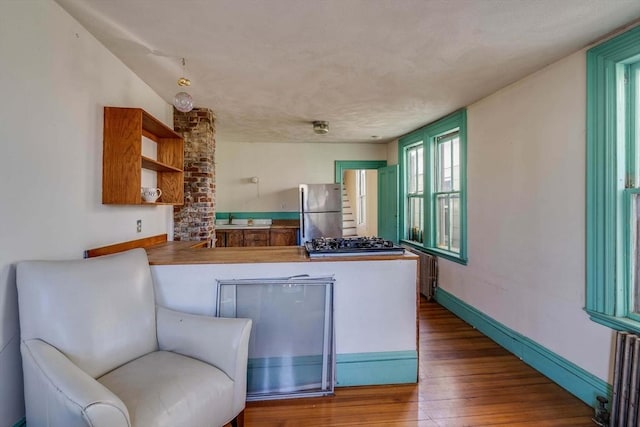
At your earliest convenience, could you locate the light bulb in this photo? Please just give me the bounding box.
[173,91,193,112]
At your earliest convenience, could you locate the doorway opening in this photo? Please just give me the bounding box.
[342,169,378,237]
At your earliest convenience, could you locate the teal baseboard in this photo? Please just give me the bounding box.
[436,288,610,407]
[336,351,418,387]
[247,351,418,393]
[12,418,25,427]
[216,211,299,220]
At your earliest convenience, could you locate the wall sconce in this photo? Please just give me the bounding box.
[249,176,260,198]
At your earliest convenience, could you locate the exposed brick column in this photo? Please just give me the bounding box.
[173,108,216,244]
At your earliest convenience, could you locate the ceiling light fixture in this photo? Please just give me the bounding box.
[313,121,329,135]
[173,58,194,113]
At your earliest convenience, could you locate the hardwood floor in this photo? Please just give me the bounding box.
[243,298,594,426]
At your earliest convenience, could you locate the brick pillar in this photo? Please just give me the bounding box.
[173,108,216,243]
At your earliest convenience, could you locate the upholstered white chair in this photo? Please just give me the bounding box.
[16,248,251,427]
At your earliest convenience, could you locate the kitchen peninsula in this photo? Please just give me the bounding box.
[145,241,419,388]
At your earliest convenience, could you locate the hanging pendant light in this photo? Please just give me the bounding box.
[173,58,194,112]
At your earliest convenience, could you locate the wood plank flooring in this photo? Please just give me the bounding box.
[242,297,595,426]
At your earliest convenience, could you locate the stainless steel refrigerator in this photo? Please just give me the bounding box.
[299,183,342,243]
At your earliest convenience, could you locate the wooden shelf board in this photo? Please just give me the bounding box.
[141,110,182,139]
[141,156,182,172]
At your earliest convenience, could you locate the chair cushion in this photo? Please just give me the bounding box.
[98,351,235,427]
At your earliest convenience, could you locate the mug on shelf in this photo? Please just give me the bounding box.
[141,187,162,202]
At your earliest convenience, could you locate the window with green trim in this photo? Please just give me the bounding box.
[586,25,640,332]
[399,109,467,264]
[405,143,424,243]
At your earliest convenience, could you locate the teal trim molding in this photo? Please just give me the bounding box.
[216,211,299,220]
[334,160,387,184]
[587,309,640,335]
[246,351,417,392]
[586,25,640,328]
[436,288,610,407]
[336,351,418,387]
[12,418,25,427]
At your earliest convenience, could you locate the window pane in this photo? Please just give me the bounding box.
[407,145,423,195]
[407,196,423,243]
[436,133,459,193]
[417,146,424,193]
[452,137,460,192]
[436,140,452,192]
[408,149,417,193]
[435,193,461,254]
[633,194,640,313]
[435,194,449,250]
[450,193,461,253]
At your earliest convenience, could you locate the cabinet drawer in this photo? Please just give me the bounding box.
[243,230,269,247]
[269,228,298,246]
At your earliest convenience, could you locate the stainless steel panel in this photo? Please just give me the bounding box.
[299,184,342,213]
[300,212,342,242]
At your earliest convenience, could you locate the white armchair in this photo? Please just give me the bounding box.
[17,248,251,427]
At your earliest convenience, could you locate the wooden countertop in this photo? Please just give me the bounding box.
[145,242,417,265]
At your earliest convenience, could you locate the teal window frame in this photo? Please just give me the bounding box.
[586,25,640,332]
[399,109,467,264]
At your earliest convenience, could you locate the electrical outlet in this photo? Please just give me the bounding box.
[136,220,142,233]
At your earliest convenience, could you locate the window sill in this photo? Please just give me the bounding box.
[400,240,468,265]
[586,309,640,335]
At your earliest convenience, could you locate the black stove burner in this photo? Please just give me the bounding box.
[305,237,405,257]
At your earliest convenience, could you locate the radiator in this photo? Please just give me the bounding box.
[403,247,438,300]
[611,331,640,426]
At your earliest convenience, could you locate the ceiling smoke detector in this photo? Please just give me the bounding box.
[312,121,329,135]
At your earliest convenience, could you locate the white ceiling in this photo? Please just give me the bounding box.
[56,0,640,144]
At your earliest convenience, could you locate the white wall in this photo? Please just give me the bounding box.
[0,2,173,423]
[439,49,614,381]
[386,139,399,166]
[215,141,387,212]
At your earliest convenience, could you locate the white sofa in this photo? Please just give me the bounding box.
[17,248,251,427]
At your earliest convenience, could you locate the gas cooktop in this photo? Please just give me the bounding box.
[304,237,405,258]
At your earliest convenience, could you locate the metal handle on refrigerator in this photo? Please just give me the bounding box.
[301,188,305,239]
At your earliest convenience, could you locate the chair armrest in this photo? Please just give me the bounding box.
[21,339,129,427]
[156,306,252,380]
[156,306,252,415]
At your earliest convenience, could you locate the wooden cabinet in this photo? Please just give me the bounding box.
[216,227,299,247]
[227,230,245,247]
[102,107,184,205]
[215,230,244,247]
[216,230,244,247]
[244,229,270,246]
[269,228,298,246]
[214,231,226,247]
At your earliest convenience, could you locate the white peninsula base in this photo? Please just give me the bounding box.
[150,255,418,388]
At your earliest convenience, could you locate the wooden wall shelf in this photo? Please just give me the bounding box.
[102,107,184,205]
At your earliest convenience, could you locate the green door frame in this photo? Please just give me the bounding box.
[334,160,389,238]
[334,160,388,184]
